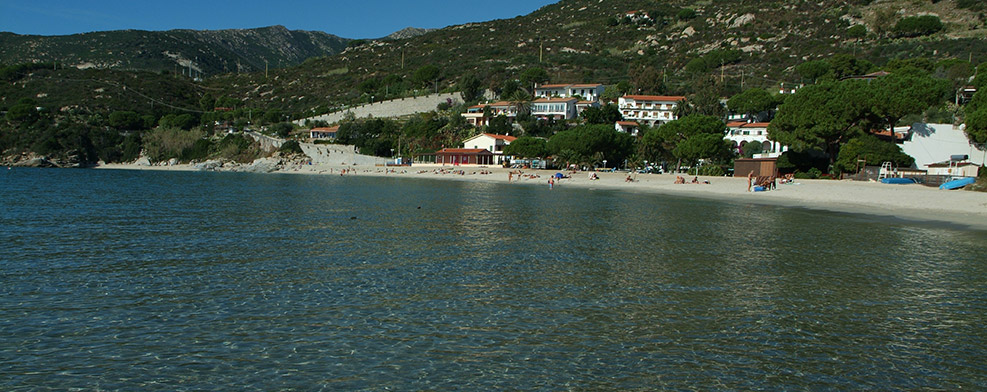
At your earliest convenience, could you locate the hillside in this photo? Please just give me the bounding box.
[0,25,350,76]
[208,0,987,115]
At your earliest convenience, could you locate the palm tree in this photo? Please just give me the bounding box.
[508,90,533,119]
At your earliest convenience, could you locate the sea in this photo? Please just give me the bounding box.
[2,167,985,390]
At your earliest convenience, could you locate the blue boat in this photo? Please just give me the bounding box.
[881,177,916,184]
[939,177,976,190]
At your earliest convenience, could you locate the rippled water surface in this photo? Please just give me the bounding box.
[2,168,986,390]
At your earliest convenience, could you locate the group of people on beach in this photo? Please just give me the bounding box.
[674,176,709,184]
[747,171,777,192]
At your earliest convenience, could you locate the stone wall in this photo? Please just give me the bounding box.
[295,92,465,125]
[300,143,390,166]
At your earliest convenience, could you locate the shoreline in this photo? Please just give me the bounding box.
[94,162,987,231]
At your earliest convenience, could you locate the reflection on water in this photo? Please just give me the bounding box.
[1,168,985,390]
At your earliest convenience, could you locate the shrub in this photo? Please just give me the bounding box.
[677,8,697,21]
[269,122,293,138]
[893,15,944,38]
[142,128,206,162]
[699,164,725,176]
[793,167,823,179]
[279,140,304,154]
[847,25,867,39]
[180,138,212,162]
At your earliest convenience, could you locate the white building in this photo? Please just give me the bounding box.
[615,121,641,136]
[618,95,685,126]
[726,121,788,158]
[461,133,517,164]
[900,123,986,169]
[462,101,517,127]
[534,83,606,103]
[310,126,338,140]
[532,97,578,120]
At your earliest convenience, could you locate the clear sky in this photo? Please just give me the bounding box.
[0,0,559,38]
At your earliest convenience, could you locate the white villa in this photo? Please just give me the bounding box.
[532,97,579,120]
[461,133,517,164]
[462,101,517,127]
[534,83,606,102]
[618,95,685,126]
[726,121,787,158]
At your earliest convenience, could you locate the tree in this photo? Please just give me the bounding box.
[629,66,666,94]
[965,90,987,144]
[5,103,39,123]
[519,67,549,91]
[269,122,293,138]
[893,15,943,38]
[601,81,632,101]
[834,134,915,173]
[547,124,635,168]
[580,103,623,125]
[109,111,144,130]
[675,79,725,119]
[796,60,831,83]
[507,90,533,119]
[458,74,484,103]
[727,88,777,121]
[657,115,731,171]
[412,65,440,89]
[829,54,873,79]
[503,136,548,158]
[846,25,867,40]
[486,115,513,135]
[499,80,520,100]
[768,81,872,167]
[868,69,950,144]
[677,8,697,20]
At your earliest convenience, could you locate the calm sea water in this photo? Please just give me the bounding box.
[1,168,985,390]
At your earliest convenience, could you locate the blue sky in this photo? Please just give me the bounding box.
[0,0,559,38]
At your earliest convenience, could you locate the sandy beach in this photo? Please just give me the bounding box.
[96,162,987,231]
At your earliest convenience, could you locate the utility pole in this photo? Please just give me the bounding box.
[539,40,544,63]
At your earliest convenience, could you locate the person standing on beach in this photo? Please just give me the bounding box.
[747,171,754,192]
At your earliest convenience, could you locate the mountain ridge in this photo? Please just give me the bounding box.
[0,25,350,76]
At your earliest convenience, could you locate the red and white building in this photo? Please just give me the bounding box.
[309,126,339,140]
[434,148,495,166]
[618,95,685,126]
[461,133,517,164]
[615,121,641,136]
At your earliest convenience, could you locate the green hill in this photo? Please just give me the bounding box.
[207,0,987,115]
[0,25,350,76]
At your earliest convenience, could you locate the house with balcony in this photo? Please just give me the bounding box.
[462,101,517,127]
[532,97,578,120]
[462,133,517,164]
[726,121,787,158]
[618,95,685,126]
[534,83,606,103]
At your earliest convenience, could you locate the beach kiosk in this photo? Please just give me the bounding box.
[734,157,779,178]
